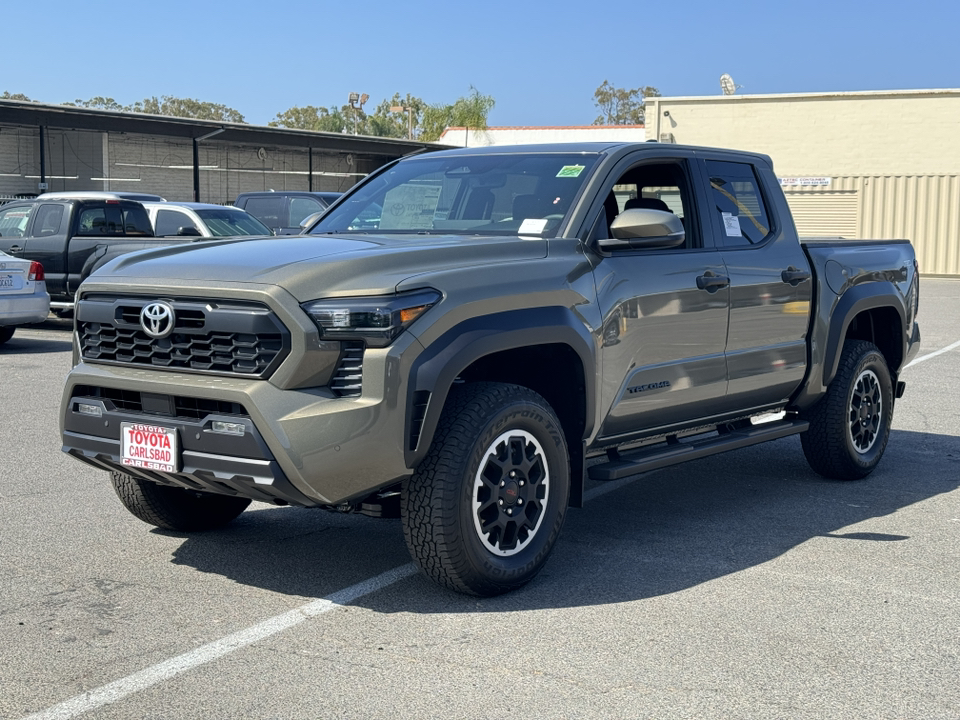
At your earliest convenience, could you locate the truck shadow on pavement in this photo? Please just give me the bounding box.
[166,428,960,612]
[0,335,73,354]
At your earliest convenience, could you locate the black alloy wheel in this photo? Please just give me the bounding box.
[402,382,570,596]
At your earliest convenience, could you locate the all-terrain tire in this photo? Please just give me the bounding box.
[800,340,893,480]
[110,472,251,531]
[0,326,15,345]
[402,382,570,597]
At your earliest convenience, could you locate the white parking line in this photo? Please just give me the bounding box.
[904,339,960,369]
[21,564,419,720]
[23,470,658,720]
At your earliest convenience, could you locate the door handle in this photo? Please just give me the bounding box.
[781,267,811,286]
[696,272,730,292]
[6,245,22,254]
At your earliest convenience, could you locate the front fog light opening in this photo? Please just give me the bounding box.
[211,421,246,436]
[76,402,102,417]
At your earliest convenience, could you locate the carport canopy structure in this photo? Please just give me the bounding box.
[0,99,445,201]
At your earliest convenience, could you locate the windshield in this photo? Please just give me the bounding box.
[310,152,600,238]
[195,209,272,237]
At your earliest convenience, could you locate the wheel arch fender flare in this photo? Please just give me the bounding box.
[404,306,597,470]
[822,282,907,387]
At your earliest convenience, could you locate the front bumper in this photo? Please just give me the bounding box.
[61,333,420,506]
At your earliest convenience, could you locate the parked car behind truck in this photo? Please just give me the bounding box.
[142,202,272,239]
[60,142,920,597]
[234,191,341,235]
[0,195,262,311]
[0,250,49,345]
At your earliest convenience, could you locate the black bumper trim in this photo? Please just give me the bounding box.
[63,431,317,507]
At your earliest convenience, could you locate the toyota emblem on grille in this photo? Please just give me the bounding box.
[140,301,176,338]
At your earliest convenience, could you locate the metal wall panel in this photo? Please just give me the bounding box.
[784,192,859,237]
[781,176,959,276]
[858,175,960,277]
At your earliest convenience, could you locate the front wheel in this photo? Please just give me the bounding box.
[0,326,14,345]
[110,472,251,531]
[801,340,894,480]
[402,383,570,596]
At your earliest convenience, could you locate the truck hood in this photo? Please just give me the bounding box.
[94,233,548,299]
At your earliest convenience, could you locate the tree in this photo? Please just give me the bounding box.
[592,81,660,125]
[269,105,349,133]
[1,91,33,101]
[64,95,246,122]
[419,87,495,142]
[67,96,125,111]
[130,96,245,123]
[368,93,426,139]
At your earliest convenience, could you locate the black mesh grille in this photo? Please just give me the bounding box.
[330,342,364,397]
[77,296,289,378]
[73,386,247,420]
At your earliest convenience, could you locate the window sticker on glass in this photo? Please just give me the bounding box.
[518,218,548,236]
[379,184,443,230]
[721,212,743,237]
[556,165,585,178]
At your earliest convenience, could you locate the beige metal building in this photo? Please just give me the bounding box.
[646,89,960,276]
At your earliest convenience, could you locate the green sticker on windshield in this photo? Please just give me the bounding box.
[556,164,585,178]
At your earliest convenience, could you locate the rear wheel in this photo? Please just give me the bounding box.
[801,340,894,480]
[0,327,14,345]
[110,472,251,531]
[402,383,570,596]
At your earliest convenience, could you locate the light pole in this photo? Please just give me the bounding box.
[348,92,369,135]
[389,105,414,140]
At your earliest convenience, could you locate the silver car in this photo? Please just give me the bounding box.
[142,202,272,238]
[0,250,50,345]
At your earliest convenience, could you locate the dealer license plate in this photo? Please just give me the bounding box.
[121,422,179,472]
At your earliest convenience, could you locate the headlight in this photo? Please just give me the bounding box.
[301,289,441,347]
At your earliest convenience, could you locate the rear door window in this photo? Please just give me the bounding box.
[242,197,284,229]
[289,197,325,226]
[705,160,772,246]
[155,210,200,236]
[34,204,64,236]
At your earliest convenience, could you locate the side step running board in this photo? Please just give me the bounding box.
[588,419,809,482]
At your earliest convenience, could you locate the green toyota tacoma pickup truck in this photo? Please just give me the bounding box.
[60,142,921,596]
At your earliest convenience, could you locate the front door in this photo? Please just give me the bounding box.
[590,154,730,441]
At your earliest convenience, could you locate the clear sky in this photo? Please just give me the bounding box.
[7,0,959,128]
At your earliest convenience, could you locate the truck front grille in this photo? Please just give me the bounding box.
[77,295,289,379]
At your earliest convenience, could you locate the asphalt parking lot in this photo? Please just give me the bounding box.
[1,280,958,720]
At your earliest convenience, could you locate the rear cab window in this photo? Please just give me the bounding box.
[705,159,773,247]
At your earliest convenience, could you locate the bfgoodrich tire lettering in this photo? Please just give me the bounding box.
[800,340,894,480]
[110,472,251,531]
[402,383,570,596]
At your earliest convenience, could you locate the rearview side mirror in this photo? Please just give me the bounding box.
[299,211,325,231]
[176,226,202,237]
[599,208,685,250]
